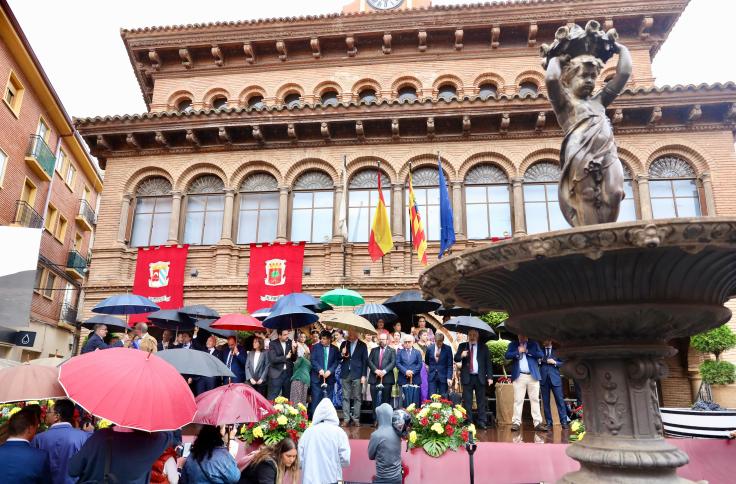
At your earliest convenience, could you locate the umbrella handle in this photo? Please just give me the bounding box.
[409,374,412,385]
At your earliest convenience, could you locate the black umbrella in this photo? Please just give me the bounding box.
[147,309,196,331]
[435,305,478,317]
[195,318,235,339]
[180,305,220,320]
[401,375,420,408]
[383,291,441,316]
[157,349,235,378]
[82,315,128,332]
[443,316,496,340]
[354,303,398,325]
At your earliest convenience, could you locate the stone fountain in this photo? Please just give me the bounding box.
[419,22,736,483]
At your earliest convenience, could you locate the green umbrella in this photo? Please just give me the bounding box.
[320,288,365,307]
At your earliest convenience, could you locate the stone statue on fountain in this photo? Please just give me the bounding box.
[542,21,631,226]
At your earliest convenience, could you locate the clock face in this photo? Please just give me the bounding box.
[367,0,404,10]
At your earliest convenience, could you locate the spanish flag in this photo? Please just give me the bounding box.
[368,167,393,261]
[408,170,428,266]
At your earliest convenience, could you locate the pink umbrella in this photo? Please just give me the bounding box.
[0,364,66,403]
[193,383,272,426]
[59,348,195,431]
[210,313,264,332]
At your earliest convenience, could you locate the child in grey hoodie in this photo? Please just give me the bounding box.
[368,403,402,484]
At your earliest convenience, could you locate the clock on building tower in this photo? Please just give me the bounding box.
[367,0,404,10]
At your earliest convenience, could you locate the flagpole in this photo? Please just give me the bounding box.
[342,155,347,279]
[408,161,413,273]
[378,160,385,276]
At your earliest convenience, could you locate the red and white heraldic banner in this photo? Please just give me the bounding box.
[247,242,305,313]
[130,245,189,324]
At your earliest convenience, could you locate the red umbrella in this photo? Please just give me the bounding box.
[58,348,195,431]
[0,364,66,403]
[193,383,272,425]
[210,313,264,331]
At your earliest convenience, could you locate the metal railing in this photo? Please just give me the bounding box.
[13,200,43,228]
[26,134,55,178]
[78,199,96,227]
[66,250,88,275]
[60,303,78,324]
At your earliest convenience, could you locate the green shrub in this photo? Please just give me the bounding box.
[480,312,508,328]
[487,339,511,375]
[691,325,736,361]
[699,360,736,386]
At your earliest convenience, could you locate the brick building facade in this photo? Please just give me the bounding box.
[75,0,736,406]
[0,1,103,360]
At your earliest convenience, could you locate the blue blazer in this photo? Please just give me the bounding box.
[310,344,340,385]
[339,339,368,381]
[396,347,423,385]
[539,346,564,386]
[425,344,454,382]
[220,345,247,383]
[0,440,51,483]
[80,334,123,354]
[505,340,544,381]
[32,423,90,484]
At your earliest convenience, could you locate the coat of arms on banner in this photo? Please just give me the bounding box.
[265,259,287,286]
[148,261,170,288]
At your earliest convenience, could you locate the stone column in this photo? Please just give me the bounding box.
[332,184,344,242]
[636,175,653,220]
[699,172,716,216]
[220,189,235,243]
[391,183,404,242]
[511,177,526,237]
[167,191,182,244]
[451,181,465,239]
[276,186,289,241]
[117,194,132,244]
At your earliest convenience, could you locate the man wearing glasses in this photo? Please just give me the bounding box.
[81,324,124,354]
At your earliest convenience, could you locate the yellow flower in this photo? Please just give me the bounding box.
[46,400,55,407]
[453,409,463,420]
[417,408,429,419]
[406,403,416,413]
[455,405,467,414]
[274,396,288,404]
[26,400,39,405]
[570,421,582,433]
[273,404,284,412]
[467,424,476,436]
[288,407,298,416]
[252,426,264,439]
[276,415,288,426]
[409,431,417,444]
[431,422,444,434]
[98,419,113,429]
[577,431,585,441]
[429,402,442,409]
[430,394,442,401]
[297,403,307,412]
[8,407,21,417]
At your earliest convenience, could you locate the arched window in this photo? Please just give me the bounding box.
[464,165,512,239]
[130,177,172,247]
[348,170,391,242]
[649,156,701,218]
[237,173,279,244]
[284,93,301,108]
[519,82,538,97]
[437,84,457,101]
[183,175,225,245]
[291,171,333,243]
[211,96,227,110]
[405,167,443,241]
[248,95,265,109]
[478,83,498,100]
[397,86,417,102]
[177,98,193,112]
[618,165,637,222]
[358,89,377,103]
[320,90,339,107]
[523,162,567,233]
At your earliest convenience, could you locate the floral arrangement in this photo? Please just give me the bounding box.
[569,404,585,442]
[239,396,310,446]
[405,394,476,457]
[0,400,55,432]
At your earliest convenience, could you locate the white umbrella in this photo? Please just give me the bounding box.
[319,311,377,335]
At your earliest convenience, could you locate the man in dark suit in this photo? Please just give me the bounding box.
[221,335,246,384]
[455,329,493,429]
[540,339,569,429]
[505,334,545,432]
[157,329,174,351]
[310,330,341,417]
[425,332,454,397]
[339,329,368,426]
[267,329,297,399]
[81,324,124,354]
[367,332,396,419]
[195,335,225,394]
[0,408,51,483]
[396,334,423,407]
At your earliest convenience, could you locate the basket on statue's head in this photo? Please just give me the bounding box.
[540,20,619,69]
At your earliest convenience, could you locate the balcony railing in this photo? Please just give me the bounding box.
[66,250,88,279]
[25,134,55,180]
[13,200,43,228]
[76,199,96,230]
[60,303,78,324]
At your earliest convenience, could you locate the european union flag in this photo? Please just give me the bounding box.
[438,154,455,258]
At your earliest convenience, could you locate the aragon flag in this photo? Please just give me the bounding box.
[368,166,393,261]
[408,169,428,266]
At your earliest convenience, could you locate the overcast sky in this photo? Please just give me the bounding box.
[6,0,734,118]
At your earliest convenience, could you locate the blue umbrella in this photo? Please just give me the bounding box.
[82,314,127,332]
[251,307,272,321]
[354,303,398,325]
[263,304,318,331]
[272,293,331,312]
[91,294,159,315]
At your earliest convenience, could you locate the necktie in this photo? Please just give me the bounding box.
[226,351,233,369]
[379,348,384,369]
[546,347,551,359]
[435,346,440,362]
[469,344,475,373]
[323,346,329,371]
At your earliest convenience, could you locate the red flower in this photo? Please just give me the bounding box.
[301,411,308,419]
[445,425,454,436]
[461,430,469,442]
[269,420,278,430]
[448,415,458,425]
[432,413,441,421]
[247,422,255,429]
[420,417,429,426]
[298,421,306,430]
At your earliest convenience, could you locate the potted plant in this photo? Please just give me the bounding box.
[239,396,310,447]
[661,324,736,438]
[487,339,513,425]
[405,394,476,457]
